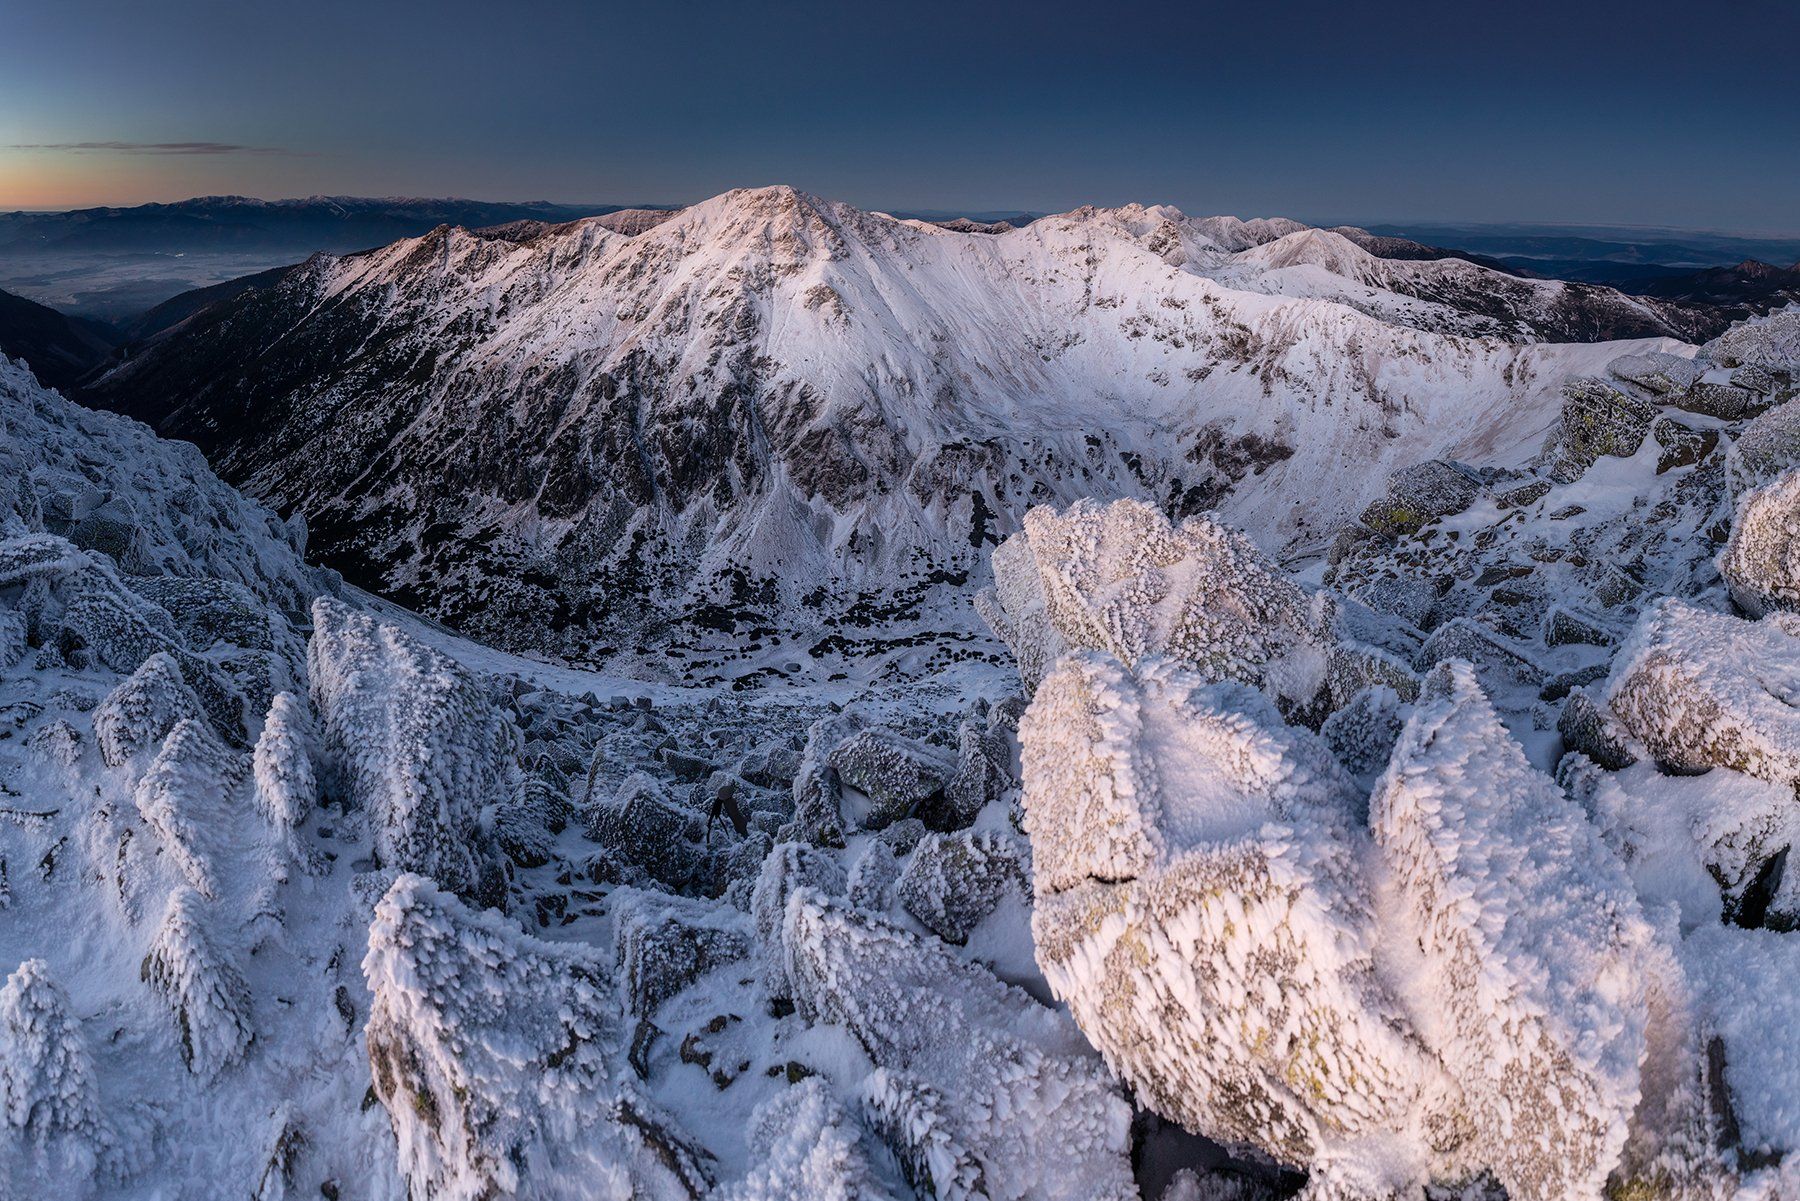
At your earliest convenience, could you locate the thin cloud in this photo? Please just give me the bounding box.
[10,141,299,156]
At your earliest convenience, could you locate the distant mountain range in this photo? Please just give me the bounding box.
[0,195,657,255]
[0,196,665,320]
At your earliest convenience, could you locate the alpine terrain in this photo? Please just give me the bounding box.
[2,182,1800,1201]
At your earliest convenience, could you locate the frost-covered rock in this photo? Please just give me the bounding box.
[781,888,1136,1201]
[1704,306,1800,374]
[363,873,712,1201]
[1021,651,1439,1180]
[133,718,245,900]
[895,828,1029,945]
[976,529,1066,696]
[1412,618,1543,693]
[612,889,753,1019]
[928,717,1012,830]
[92,651,203,769]
[1357,460,1482,537]
[751,841,845,996]
[1373,662,1716,1201]
[586,772,703,891]
[1578,760,1800,930]
[1550,377,1658,482]
[1,959,103,1151]
[251,691,316,829]
[828,727,955,830]
[716,1079,901,1201]
[987,499,1335,716]
[1318,684,1405,786]
[1719,469,1800,617]
[308,598,515,896]
[1558,685,1638,771]
[847,839,905,911]
[1726,398,1800,500]
[1609,350,1700,396]
[1606,598,1800,789]
[140,888,254,1080]
[0,356,321,613]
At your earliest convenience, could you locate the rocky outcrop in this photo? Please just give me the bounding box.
[1021,651,1443,1185]
[363,874,713,1201]
[1357,460,1482,537]
[307,598,515,898]
[1605,598,1800,788]
[779,887,1137,1201]
[982,499,1337,718]
[1720,469,1800,616]
[1550,378,1658,482]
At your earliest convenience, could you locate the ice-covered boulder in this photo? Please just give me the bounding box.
[585,772,704,891]
[1357,460,1482,537]
[363,874,712,1201]
[975,529,1067,695]
[1576,759,1800,930]
[308,598,515,897]
[1,958,104,1153]
[1605,598,1800,790]
[1704,306,1800,374]
[612,889,753,1019]
[1373,662,1717,1201]
[250,691,316,829]
[1020,651,1441,1180]
[1318,684,1405,786]
[92,651,203,769]
[828,727,955,830]
[139,888,254,1080]
[780,887,1136,1201]
[895,829,1029,945]
[1609,350,1700,396]
[984,499,1335,716]
[751,842,846,997]
[927,716,1013,830]
[715,1079,902,1201]
[1719,469,1800,617]
[1727,398,1800,501]
[133,718,246,900]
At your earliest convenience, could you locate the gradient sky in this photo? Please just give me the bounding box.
[1,0,1796,231]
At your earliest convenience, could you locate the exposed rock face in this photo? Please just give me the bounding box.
[363,874,713,1201]
[1719,468,1800,616]
[307,597,516,897]
[1550,377,1659,481]
[1357,460,1482,536]
[1020,651,1442,1183]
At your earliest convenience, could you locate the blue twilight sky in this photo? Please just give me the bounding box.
[1,0,1795,231]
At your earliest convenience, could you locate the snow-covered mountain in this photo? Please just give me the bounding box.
[85,186,1696,669]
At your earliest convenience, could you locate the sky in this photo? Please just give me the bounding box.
[1,0,1796,231]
